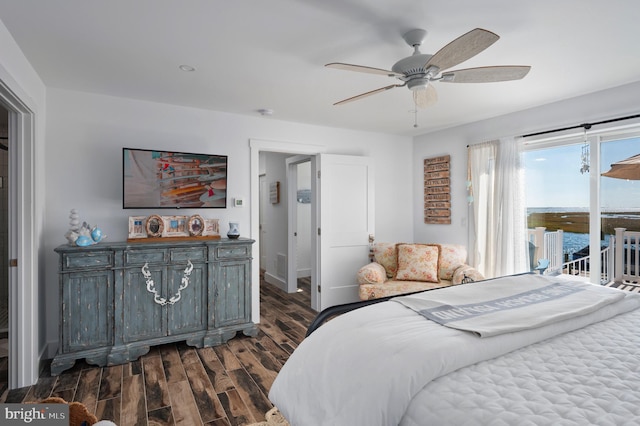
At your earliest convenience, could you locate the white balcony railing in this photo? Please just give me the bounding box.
[613,228,640,284]
[527,227,563,274]
[528,227,640,285]
[560,244,613,285]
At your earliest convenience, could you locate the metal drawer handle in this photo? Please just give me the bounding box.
[141,260,194,306]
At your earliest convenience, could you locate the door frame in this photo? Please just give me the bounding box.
[0,69,39,388]
[249,139,325,321]
[285,155,311,294]
[258,174,267,271]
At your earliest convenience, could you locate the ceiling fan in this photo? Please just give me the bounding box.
[326,28,531,113]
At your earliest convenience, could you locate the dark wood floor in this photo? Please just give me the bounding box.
[0,277,315,425]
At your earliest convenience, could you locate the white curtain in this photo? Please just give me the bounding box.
[468,137,528,278]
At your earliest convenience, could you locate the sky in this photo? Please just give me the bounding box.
[524,136,640,210]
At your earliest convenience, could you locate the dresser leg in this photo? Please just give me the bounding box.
[50,356,76,376]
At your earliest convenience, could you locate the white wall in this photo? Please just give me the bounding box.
[413,81,640,253]
[43,88,414,353]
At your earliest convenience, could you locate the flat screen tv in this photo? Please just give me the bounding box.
[123,148,227,209]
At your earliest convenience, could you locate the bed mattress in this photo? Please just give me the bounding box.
[401,307,640,425]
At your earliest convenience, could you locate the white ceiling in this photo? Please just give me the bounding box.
[1,0,639,136]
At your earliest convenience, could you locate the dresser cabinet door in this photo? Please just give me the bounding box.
[61,271,113,353]
[167,261,206,335]
[214,260,251,328]
[122,264,165,342]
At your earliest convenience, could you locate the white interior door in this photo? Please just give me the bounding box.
[316,154,374,310]
[286,155,310,293]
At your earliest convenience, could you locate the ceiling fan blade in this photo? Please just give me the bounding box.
[333,84,403,105]
[440,66,531,83]
[425,28,499,72]
[413,84,438,109]
[326,62,402,77]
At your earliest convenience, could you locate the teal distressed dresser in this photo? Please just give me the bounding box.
[52,238,257,375]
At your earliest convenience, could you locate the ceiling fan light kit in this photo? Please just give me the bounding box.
[326,27,531,126]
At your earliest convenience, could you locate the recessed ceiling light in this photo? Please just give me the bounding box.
[179,64,196,72]
[257,108,274,116]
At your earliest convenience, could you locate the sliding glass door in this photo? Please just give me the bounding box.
[524,143,590,269]
[524,128,640,283]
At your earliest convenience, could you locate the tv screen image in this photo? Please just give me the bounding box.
[123,148,227,209]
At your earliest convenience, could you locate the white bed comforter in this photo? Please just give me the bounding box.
[268,276,640,426]
[401,307,640,425]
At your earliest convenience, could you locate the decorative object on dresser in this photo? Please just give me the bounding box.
[64,209,107,247]
[202,218,221,236]
[227,222,240,239]
[144,214,164,238]
[161,215,189,237]
[51,238,257,375]
[187,214,204,236]
[128,215,220,242]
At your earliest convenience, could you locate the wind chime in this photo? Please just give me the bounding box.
[580,124,591,174]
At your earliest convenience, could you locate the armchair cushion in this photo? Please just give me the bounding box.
[356,262,387,285]
[373,242,399,278]
[439,244,468,281]
[395,243,440,283]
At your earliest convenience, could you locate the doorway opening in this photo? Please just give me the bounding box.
[0,105,8,391]
[0,72,39,389]
[258,152,315,310]
[250,140,373,317]
[250,139,325,321]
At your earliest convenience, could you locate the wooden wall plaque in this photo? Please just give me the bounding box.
[424,155,451,224]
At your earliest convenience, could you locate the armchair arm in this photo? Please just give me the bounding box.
[451,265,485,285]
[356,262,387,285]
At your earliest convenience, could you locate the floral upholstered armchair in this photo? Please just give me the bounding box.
[356,242,484,300]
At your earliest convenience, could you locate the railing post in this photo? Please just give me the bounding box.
[534,227,546,263]
[555,230,563,271]
[614,228,625,283]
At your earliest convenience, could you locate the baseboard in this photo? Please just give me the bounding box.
[40,341,54,377]
[45,339,58,360]
[264,271,287,292]
[297,268,311,278]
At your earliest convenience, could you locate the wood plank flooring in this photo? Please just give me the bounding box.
[0,277,315,425]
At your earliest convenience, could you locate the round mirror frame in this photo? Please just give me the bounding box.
[145,215,164,238]
[188,215,204,236]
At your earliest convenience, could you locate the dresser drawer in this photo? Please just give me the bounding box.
[214,245,250,260]
[124,249,168,265]
[170,247,206,263]
[62,251,113,271]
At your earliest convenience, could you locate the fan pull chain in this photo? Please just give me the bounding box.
[411,109,419,128]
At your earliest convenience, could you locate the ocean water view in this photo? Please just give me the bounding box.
[527,207,640,256]
[562,232,593,255]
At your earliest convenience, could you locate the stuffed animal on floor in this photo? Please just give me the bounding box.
[40,397,118,426]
